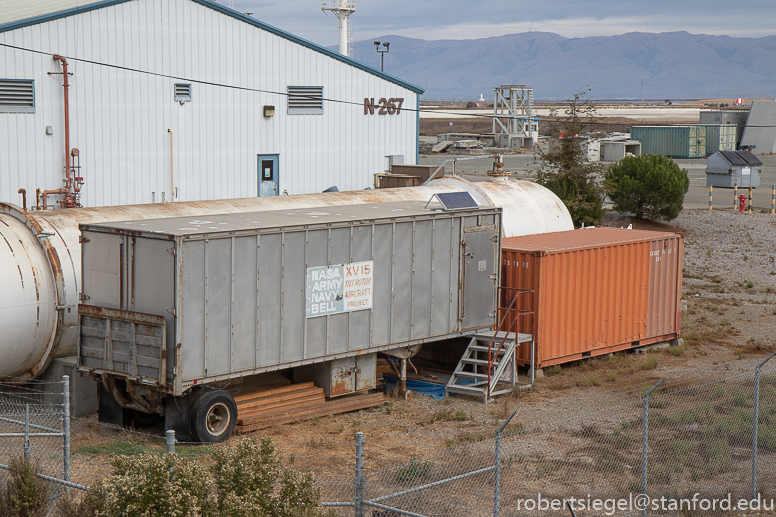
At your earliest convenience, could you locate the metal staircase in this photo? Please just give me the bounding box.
[445,288,534,403]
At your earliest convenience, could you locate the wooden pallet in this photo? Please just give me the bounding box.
[236,390,384,433]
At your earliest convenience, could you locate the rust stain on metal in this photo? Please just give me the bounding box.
[17,189,26,211]
[78,304,166,326]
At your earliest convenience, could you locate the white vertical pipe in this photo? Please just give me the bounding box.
[339,11,348,56]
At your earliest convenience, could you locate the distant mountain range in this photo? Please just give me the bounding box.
[346,31,776,100]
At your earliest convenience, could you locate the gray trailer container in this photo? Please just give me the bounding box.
[78,200,501,440]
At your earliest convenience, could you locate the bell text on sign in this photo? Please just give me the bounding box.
[306,261,374,317]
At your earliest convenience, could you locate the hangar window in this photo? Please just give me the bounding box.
[0,79,35,113]
[174,83,192,103]
[287,86,323,115]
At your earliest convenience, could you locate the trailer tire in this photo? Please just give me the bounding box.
[192,389,237,442]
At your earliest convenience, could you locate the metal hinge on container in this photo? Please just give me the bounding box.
[167,307,176,316]
[79,236,90,244]
[489,274,497,280]
[79,293,91,301]
[490,235,499,242]
[168,248,176,255]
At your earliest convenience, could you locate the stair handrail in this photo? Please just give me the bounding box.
[487,287,533,396]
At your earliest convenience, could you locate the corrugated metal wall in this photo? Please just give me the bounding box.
[0,0,418,207]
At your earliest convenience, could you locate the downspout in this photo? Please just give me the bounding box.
[168,129,175,201]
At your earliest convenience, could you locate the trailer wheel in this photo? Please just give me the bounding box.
[192,390,237,442]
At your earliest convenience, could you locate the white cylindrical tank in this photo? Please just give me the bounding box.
[427,176,574,237]
[0,178,571,379]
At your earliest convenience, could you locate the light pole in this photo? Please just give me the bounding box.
[374,41,389,71]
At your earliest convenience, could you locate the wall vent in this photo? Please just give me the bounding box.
[174,83,192,103]
[287,86,323,114]
[0,80,35,113]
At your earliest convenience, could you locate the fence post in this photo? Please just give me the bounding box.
[355,431,364,517]
[751,351,776,501]
[166,430,176,454]
[63,375,71,494]
[494,411,516,517]
[23,403,30,460]
[641,379,664,517]
[771,184,774,215]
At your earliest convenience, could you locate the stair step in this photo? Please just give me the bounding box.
[469,345,506,353]
[446,386,488,395]
[461,358,492,365]
[454,371,489,379]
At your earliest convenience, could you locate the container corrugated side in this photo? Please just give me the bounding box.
[631,126,708,158]
[501,229,683,368]
[703,125,737,154]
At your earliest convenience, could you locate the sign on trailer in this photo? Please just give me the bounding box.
[306,261,374,317]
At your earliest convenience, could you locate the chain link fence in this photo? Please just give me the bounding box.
[321,354,776,516]
[0,357,774,516]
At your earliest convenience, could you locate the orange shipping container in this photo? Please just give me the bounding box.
[501,228,683,368]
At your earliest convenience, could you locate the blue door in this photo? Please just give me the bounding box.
[258,155,279,197]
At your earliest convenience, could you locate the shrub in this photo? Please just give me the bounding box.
[211,437,322,517]
[544,365,562,377]
[0,457,52,517]
[55,488,107,517]
[102,451,211,517]
[605,154,689,221]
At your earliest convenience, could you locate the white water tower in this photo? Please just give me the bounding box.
[321,0,356,57]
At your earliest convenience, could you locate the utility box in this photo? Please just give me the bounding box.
[705,150,762,188]
[78,200,501,396]
[294,354,376,397]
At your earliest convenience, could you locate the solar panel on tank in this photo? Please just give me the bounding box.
[432,192,478,210]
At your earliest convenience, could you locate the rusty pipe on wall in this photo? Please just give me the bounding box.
[39,189,63,211]
[17,189,26,211]
[49,55,77,208]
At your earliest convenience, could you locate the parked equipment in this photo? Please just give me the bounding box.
[0,178,573,381]
[78,200,502,441]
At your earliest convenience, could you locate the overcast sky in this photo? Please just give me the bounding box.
[231,0,776,45]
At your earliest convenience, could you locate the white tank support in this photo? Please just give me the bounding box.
[0,178,571,379]
[321,0,355,57]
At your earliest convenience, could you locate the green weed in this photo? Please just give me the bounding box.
[396,456,432,482]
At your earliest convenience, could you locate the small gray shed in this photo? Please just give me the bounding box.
[705,150,762,188]
[600,140,642,162]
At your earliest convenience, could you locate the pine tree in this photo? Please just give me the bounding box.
[605,154,689,221]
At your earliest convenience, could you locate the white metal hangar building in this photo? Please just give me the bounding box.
[0,0,421,208]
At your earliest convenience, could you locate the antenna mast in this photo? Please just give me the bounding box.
[321,0,356,57]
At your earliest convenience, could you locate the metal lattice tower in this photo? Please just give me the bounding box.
[321,0,356,57]
[493,85,538,149]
